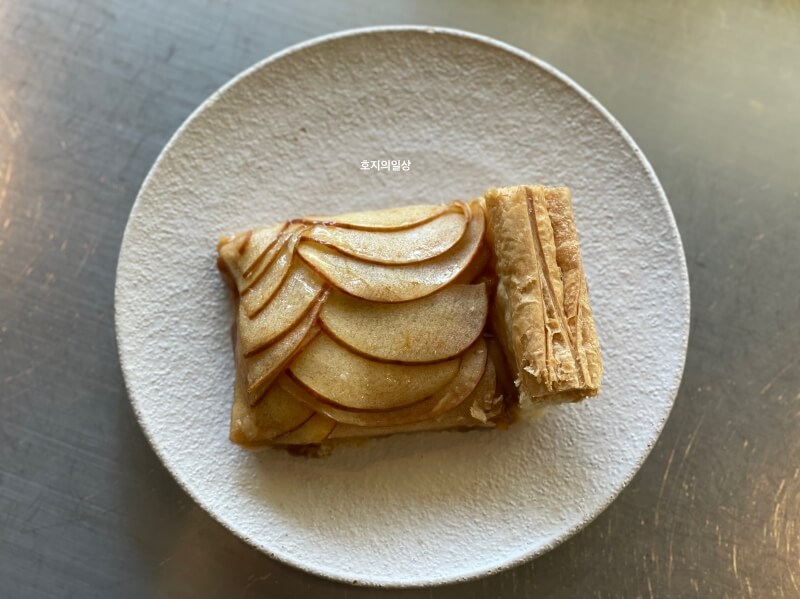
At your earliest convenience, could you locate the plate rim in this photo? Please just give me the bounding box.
[114,25,691,588]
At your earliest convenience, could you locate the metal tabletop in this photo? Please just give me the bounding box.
[1,1,798,597]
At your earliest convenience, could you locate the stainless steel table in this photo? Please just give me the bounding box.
[1,2,798,597]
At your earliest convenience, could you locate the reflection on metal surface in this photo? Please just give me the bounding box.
[0,100,20,217]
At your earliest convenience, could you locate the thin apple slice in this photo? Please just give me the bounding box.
[242,224,305,287]
[240,224,287,277]
[272,413,335,445]
[216,228,251,257]
[218,224,286,290]
[297,202,485,302]
[328,351,497,438]
[230,382,315,446]
[453,242,490,285]
[288,333,460,410]
[240,231,300,316]
[245,301,322,404]
[486,336,517,401]
[319,284,487,363]
[239,262,326,356]
[443,354,500,424]
[280,338,487,427]
[302,209,468,264]
[301,204,454,231]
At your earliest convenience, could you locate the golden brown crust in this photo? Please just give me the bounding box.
[483,185,602,405]
[544,187,602,392]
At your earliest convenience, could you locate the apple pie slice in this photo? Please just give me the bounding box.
[217,186,601,451]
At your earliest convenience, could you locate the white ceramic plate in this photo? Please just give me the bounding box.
[115,27,690,587]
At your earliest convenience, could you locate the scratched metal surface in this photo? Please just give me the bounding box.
[0,1,798,597]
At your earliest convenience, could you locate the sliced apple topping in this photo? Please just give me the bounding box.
[239,262,326,356]
[239,231,300,316]
[300,203,455,231]
[453,242,490,285]
[216,229,251,257]
[240,224,288,276]
[243,225,306,285]
[296,202,485,302]
[280,338,487,428]
[230,382,315,446]
[216,197,524,450]
[218,224,286,290]
[245,301,322,404]
[302,208,468,264]
[445,354,499,424]
[272,412,336,445]
[328,350,497,438]
[288,333,460,410]
[319,284,487,363]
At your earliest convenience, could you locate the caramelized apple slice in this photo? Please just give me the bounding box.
[230,383,315,446]
[302,209,468,264]
[453,242,490,285]
[216,229,251,257]
[218,224,280,276]
[288,333,460,410]
[218,224,291,292]
[328,351,497,438]
[239,262,326,356]
[319,284,487,363]
[240,231,299,316]
[297,202,485,302]
[240,224,288,276]
[245,302,322,404]
[301,204,453,231]
[272,413,336,445]
[442,355,501,424]
[280,338,488,427]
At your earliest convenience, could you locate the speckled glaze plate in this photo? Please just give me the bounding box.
[115,27,690,587]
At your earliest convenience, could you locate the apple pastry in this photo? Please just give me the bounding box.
[217,185,602,451]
